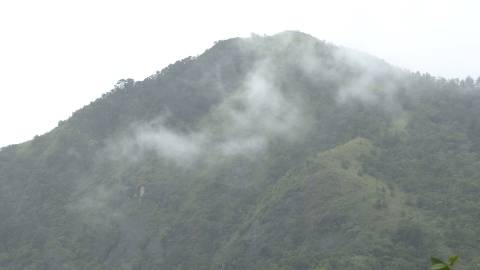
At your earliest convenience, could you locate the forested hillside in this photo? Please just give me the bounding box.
[1,31,480,270]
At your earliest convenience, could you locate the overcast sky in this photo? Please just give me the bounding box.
[0,0,479,147]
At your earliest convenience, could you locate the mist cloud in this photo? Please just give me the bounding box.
[107,33,409,167]
[107,59,304,165]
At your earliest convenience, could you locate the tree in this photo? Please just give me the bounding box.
[464,76,474,88]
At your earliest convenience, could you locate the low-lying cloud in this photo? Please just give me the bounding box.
[108,59,304,165]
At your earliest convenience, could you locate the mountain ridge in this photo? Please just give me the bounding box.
[1,31,480,270]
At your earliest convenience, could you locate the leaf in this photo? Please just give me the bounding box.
[431,263,449,270]
[431,257,450,270]
[448,255,458,266]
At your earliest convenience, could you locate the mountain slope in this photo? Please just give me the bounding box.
[1,31,480,270]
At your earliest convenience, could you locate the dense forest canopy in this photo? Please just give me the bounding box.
[1,31,480,270]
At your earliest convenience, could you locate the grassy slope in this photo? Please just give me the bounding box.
[215,138,449,269]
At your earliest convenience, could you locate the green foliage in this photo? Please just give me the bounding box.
[1,32,480,269]
[431,256,459,270]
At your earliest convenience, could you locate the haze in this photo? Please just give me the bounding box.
[0,0,479,147]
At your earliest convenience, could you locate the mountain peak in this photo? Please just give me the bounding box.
[2,31,480,270]
[272,30,318,40]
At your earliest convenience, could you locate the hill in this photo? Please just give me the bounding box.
[1,31,480,269]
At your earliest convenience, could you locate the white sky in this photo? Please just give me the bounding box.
[0,0,479,147]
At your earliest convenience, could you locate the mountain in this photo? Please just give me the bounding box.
[1,31,480,270]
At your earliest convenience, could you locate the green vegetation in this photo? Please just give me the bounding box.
[431,256,459,270]
[1,31,480,269]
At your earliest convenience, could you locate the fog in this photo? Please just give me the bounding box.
[3,2,480,269]
[108,58,304,165]
[95,31,419,172]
